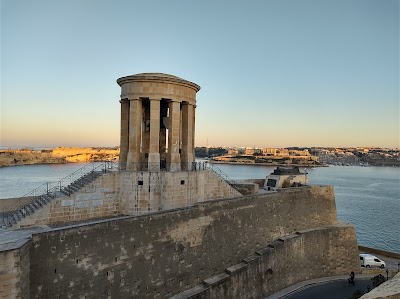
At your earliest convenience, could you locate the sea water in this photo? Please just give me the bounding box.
[214,163,400,253]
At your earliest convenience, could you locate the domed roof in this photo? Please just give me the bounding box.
[116,73,200,92]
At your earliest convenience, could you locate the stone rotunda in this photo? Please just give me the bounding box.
[117,73,201,171]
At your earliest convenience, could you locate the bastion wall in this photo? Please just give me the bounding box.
[0,242,30,298]
[171,224,359,299]
[0,186,359,299]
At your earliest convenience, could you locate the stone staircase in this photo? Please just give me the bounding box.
[0,162,115,228]
[59,171,103,196]
[207,164,242,193]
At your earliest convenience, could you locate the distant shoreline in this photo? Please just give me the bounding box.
[0,147,119,168]
[209,160,327,167]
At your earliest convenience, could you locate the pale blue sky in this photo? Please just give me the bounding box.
[1,0,399,148]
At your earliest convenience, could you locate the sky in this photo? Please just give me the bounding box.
[1,0,399,149]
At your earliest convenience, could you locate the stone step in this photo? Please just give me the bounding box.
[26,204,35,213]
[34,200,43,208]
[72,181,85,187]
[16,210,25,220]
[20,206,30,216]
[37,199,44,207]
[60,189,71,196]
[0,218,6,228]
[31,201,40,210]
[11,213,19,224]
[41,195,51,203]
[68,185,80,192]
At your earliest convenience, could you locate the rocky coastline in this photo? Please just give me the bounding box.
[0,147,119,167]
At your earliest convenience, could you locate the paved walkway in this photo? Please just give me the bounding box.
[0,226,51,251]
[266,274,379,299]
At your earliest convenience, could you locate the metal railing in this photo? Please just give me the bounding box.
[206,164,242,191]
[118,161,209,172]
[1,161,117,227]
[0,160,241,227]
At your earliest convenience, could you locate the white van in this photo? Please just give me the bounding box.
[359,254,386,268]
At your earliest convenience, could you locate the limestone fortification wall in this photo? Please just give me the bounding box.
[14,186,348,298]
[0,242,30,298]
[15,170,241,228]
[172,224,359,299]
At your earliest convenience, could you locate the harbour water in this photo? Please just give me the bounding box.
[0,163,399,253]
[213,163,400,253]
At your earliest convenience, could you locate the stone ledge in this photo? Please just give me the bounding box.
[203,273,230,287]
[225,262,247,275]
[168,284,208,299]
[170,223,358,298]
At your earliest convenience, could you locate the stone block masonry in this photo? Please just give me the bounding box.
[16,185,349,298]
[0,170,242,227]
[171,224,359,299]
[0,242,30,299]
[15,170,241,228]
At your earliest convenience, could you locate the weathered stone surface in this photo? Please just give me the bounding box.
[117,73,200,171]
[173,224,359,299]
[0,242,30,299]
[0,185,356,298]
[359,272,400,299]
[16,170,241,228]
[23,186,339,298]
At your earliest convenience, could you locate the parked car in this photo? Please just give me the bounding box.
[359,254,386,268]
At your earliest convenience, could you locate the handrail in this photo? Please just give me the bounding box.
[0,160,239,227]
[1,161,118,225]
[206,163,242,191]
[117,161,208,172]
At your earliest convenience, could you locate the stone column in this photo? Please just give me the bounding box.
[160,129,167,166]
[167,100,181,171]
[126,99,143,171]
[119,99,129,170]
[142,103,150,164]
[192,105,196,162]
[181,103,194,170]
[148,98,160,171]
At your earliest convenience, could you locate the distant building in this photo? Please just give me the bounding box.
[262,148,277,156]
[245,147,254,155]
[264,167,307,191]
[289,149,311,156]
[276,148,289,157]
[228,149,239,156]
[245,147,261,155]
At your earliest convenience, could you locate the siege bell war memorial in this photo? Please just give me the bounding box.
[117,73,200,172]
[0,73,361,298]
